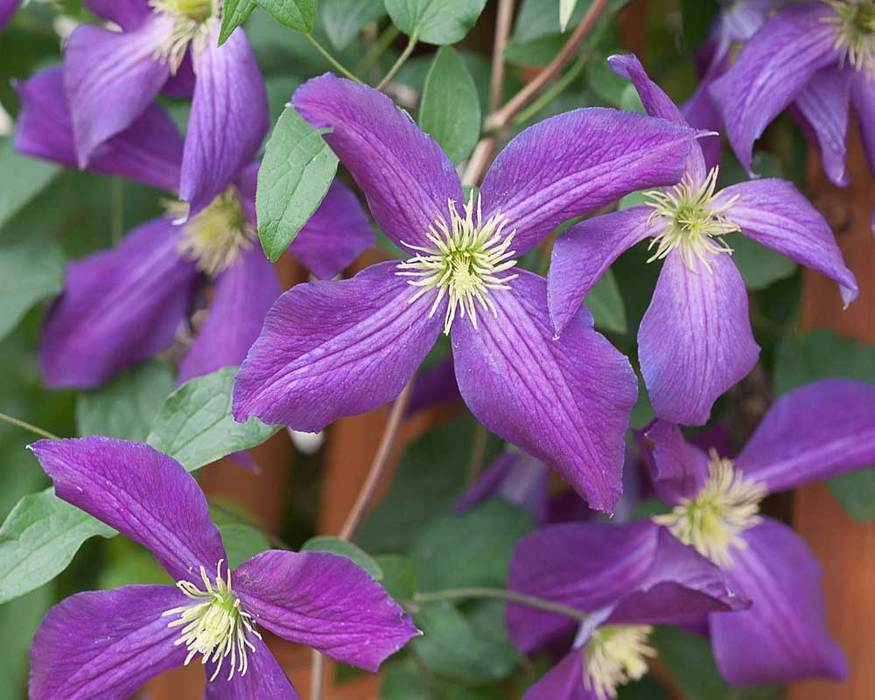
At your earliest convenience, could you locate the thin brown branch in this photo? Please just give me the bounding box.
[489,0,516,112]
[485,0,610,131]
[309,650,324,700]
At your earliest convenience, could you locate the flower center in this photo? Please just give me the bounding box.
[149,0,216,73]
[653,451,767,567]
[395,194,518,335]
[169,187,255,276]
[162,560,261,682]
[644,166,738,271]
[827,0,875,75]
[582,625,656,700]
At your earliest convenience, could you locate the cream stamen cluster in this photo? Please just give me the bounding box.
[149,0,216,73]
[163,560,261,682]
[654,451,767,567]
[826,0,875,76]
[396,194,518,334]
[169,187,255,276]
[583,625,656,700]
[644,166,738,271]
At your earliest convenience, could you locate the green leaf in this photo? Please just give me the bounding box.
[726,233,796,290]
[302,535,383,580]
[418,46,481,163]
[412,600,520,683]
[409,500,535,592]
[0,236,65,342]
[76,360,175,441]
[680,0,720,50]
[384,0,487,44]
[586,268,626,334]
[560,0,579,31]
[219,0,258,44]
[146,367,280,472]
[0,489,114,605]
[775,331,875,522]
[374,554,417,600]
[0,584,52,700]
[256,107,339,261]
[219,523,271,569]
[256,0,317,31]
[320,0,385,50]
[0,140,59,230]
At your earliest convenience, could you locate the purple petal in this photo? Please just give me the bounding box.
[548,206,655,336]
[30,437,226,581]
[709,3,837,174]
[178,245,281,384]
[607,53,707,183]
[640,420,710,504]
[522,651,596,700]
[452,271,637,512]
[30,585,188,700]
[293,74,463,251]
[852,75,875,174]
[406,357,461,415]
[716,178,858,306]
[233,261,442,431]
[289,180,375,279]
[456,451,551,522]
[83,0,152,30]
[682,75,723,172]
[793,65,852,187]
[40,218,197,389]
[64,17,172,166]
[639,251,759,425]
[40,218,196,388]
[734,379,875,493]
[180,27,268,216]
[711,518,847,686]
[0,0,20,29]
[205,637,298,700]
[15,67,183,192]
[479,108,699,255]
[507,521,740,654]
[234,550,418,671]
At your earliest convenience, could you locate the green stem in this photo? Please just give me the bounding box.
[376,36,417,91]
[0,412,60,440]
[355,23,400,76]
[411,587,588,623]
[305,33,363,83]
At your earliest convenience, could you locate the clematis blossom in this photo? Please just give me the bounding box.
[27,437,418,699]
[640,379,875,685]
[233,73,706,512]
[547,55,857,425]
[15,67,373,389]
[711,0,875,192]
[0,0,19,29]
[63,0,267,215]
[508,520,747,699]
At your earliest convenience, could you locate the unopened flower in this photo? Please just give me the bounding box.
[28,436,418,699]
[548,55,857,425]
[15,67,373,388]
[641,378,875,685]
[233,73,705,512]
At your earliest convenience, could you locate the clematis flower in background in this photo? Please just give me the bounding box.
[27,437,417,699]
[233,73,706,512]
[0,0,20,29]
[15,67,374,389]
[548,54,857,425]
[508,520,747,699]
[63,0,267,215]
[641,379,875,685]
[710,0,875,191]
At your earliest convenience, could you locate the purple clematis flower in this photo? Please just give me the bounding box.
[710,0,875,191]
[508,520,747,699]
[27,436,418,699]
[233,73,706,512]
[15,67,374,389]
[640,378,875,685]
[63,0,267,215]
[456,450,553,522]
[0,0,20,29]
[548,54,857,426]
